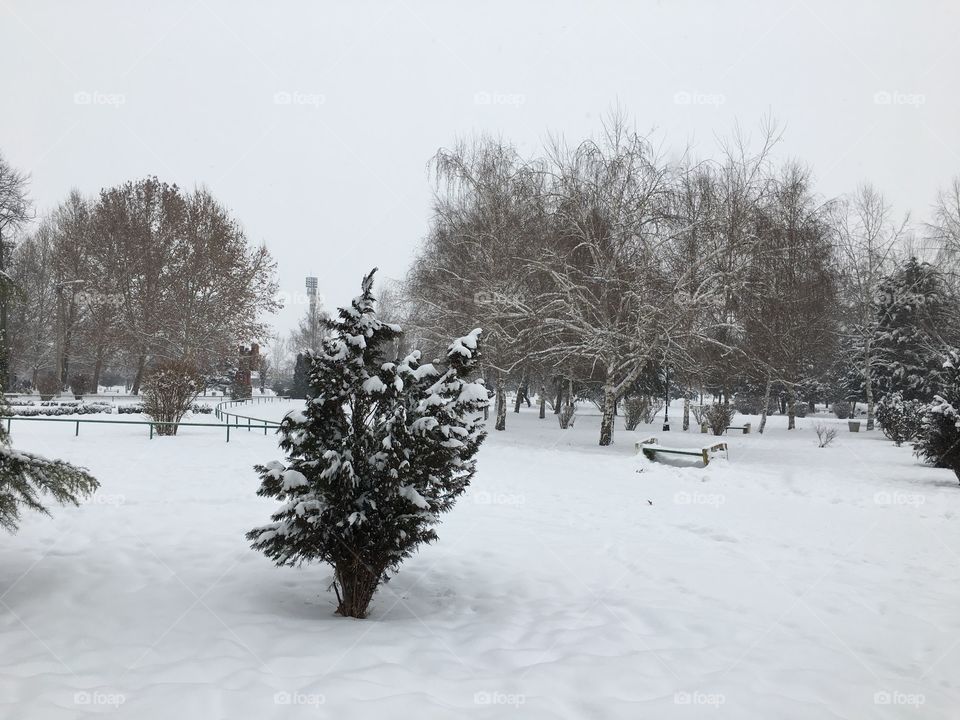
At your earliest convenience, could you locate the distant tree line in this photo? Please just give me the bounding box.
[394,115,960,450]
[0,163,280,394]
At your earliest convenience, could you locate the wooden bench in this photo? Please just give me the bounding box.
[701,422,751,434]
[635,437,728,466]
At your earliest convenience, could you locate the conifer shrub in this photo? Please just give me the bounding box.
[247,271,488,618]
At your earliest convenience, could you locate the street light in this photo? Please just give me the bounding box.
[662,363,671,431]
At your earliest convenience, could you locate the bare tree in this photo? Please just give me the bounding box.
[833,183,905,430]
[531,121,681,445]
[928,176,960,290]
[0,153,33,385]
[407,137,546,431]
[93,178,279,390]
[743,163,839,431]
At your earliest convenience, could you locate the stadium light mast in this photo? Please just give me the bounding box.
[305,276,319,349]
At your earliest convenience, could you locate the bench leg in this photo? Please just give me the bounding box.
[702,449,709,465]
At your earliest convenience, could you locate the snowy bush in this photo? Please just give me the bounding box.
[832,401,852,420]
[142,360,203,436]
[876,392,925,446]
[702,403,735,435]
[0,394,98,532]
[734,395,762,415]
[69,373,89,399]
[116,402,211,415]
[35,372,60,401]
[247,271,488,618]
[5,402,113,417]
[912,353,960,483]
[622,396,661,430]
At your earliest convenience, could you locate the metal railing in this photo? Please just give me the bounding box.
[3,395,296,442]
[215,395,295,435]
[3,415,245,441]
[3,392,274,402]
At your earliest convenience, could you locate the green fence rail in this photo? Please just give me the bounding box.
[4,393,261,402]
[215,396,292,434]
[2,396,295,442]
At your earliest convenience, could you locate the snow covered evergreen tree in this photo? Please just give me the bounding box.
[874,258,952,402]
[247,270,488,618]
[875,392,925,446]
[0,394,99,532]
[290,353,309,400]
[913,351,960,483]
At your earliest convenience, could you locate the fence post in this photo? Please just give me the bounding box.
[226,423,230,443]
[75,420,79,437]
[149,423,154,439]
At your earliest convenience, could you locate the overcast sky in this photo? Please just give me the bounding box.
[3,0,958,335]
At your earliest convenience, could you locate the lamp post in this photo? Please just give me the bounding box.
[662,363,670,431]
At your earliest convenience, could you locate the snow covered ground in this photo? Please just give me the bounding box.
[2,401,959,719]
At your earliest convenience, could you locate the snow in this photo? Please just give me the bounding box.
[2,404,959,718]
[361,376,386,394]
[447,328,482,359]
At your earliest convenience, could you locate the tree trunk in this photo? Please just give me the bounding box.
[864,352,875,431]
[682,395,690,431]
[759,376,772,434]
[334,559,384,619]
[538,385,546,419]
[91,354,103,394]
[554,380,562,414]
[513,377,523,413]
[131,353,147,395]
[787,385,797,430]
[494,372,507,431]
[599,375,616,446]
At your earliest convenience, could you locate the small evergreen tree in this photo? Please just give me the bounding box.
[874,258,952,402]
[0,394,99,532]
[247,270,488,618]
[913,351,960,482]
[875,392,925,446]
[290,353,309,400]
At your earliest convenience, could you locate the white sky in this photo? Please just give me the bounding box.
[2,0,958,336]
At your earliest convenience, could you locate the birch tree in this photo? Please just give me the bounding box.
[833,184,905,430]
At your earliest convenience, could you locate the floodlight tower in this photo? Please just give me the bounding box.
[305,276,318,318]
[305,276,319,349]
